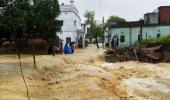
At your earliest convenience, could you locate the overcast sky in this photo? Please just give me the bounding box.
[58,0,170,22]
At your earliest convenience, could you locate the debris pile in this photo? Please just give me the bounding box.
[105,45,170,63]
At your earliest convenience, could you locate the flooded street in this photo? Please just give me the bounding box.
[0,44,170,100]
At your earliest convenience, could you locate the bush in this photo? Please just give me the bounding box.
[140,36,170,47]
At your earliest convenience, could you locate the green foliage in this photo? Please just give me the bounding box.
[31,0,61,43]
[84,10,95,25]
[105,15,126,27]
[84,10,103,37]
[141,36,170,47]
[107,15,126,23]
[84,12,126,38]
[0,0,61,45]
[93,24,103,37]
[84,10,95,36]
[0,0,5,6]
[0,0,13,7]
[0,0,28,39]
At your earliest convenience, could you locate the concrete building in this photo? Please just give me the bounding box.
[105,6,170,48]
[159,6,170,23]
[144,6,170,24]
[56,0,86,48]
[108,22,170,48]
[144,13,159,24]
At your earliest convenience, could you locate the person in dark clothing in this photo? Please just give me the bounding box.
[70,42,75,53]
[111,34,119,49]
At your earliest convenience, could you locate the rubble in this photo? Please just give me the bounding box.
[105,45,170,63]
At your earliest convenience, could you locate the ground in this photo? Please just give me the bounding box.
[0,44,170,100]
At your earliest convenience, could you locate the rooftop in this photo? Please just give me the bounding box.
[159,6,170,9]
[109,21,170,28]
[60,0,79,15]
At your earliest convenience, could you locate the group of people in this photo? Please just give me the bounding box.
[64,42,75,54]
[47,41,75,55]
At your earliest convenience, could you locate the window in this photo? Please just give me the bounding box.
[157,34,161,38]
[74,20,76,26]
[120,35,125,42]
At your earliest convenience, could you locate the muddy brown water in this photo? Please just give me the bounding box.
[0,45,170,100]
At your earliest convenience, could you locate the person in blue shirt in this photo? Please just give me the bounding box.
[64,43,72,54]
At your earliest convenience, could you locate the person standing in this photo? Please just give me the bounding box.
[70,42,75,53]
[114,34,119,49]
[111,34,119,49]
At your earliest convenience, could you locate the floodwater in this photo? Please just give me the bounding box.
[0,44,170,100]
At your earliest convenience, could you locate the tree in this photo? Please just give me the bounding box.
[0,0,61,44]
[0,0,62,66]
[84,10,103,49]
[0,0,13,7]
[84,10,95,25]
[31,0,61,39]
[84,10,95,42]
[106,15,126,27]
[30,0,62,56]
[93,23,103,48]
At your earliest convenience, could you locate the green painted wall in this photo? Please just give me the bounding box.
[111,28,130,48]
[111,25,170,48]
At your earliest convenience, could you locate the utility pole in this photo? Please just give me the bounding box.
[102,17,105,48]
[139,20,143,50]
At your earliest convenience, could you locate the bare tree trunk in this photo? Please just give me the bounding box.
[30,35,36,68]
[31,42,36,68]
[52,44,55,56]
[95,35,99,49]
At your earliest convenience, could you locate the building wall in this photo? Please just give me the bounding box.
[159,7,170,23]
[142,26,170,39]
[58,12,81,33]
[131,27,140,45]
[111,25,170,48]
[111,28,130,48]
[56,10,82,47]
[144,13,159,24]
[57,31,77,46]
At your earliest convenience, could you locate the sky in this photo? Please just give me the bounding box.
[58,0,170,22]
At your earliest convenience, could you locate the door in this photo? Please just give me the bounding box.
[66,37,71,44]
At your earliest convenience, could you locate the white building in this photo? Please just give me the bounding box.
[56,0,86,48]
